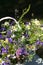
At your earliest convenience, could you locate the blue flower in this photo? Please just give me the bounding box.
[0,34,3,39]
[36,40,43,45]
[10,21,15,26]
[1,47,8,54]
[36,40,40,45]
[2,62,10,65]
[8,38,13,43]
[6,30,12,37]
[7,30,12,35]
[24,22,29,25]
[40,42,43,45]
[24,31,29,38]
[16,48,27,57]
[21,48,27,55]
[1,27,6,31]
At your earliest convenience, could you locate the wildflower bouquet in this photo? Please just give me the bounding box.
[0,5,43,65]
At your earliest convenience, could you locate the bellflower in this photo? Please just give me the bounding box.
[0,34,3,39]
[6,30,12,37]
[16,48,27,57]
[7,30,12,35]
[1,47,8,54]
[10,21,15,26]
[40,42,43,45]
[1,27,6,31]
[36,40,43,45]
[36,40,40,45]
[2,62,10,65]
[8,38,13,43]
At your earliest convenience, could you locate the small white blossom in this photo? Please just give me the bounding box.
[11,34,15,38]
[7,54,10,57]
[34,19,40,25]
[0,58,4,65]
[12,56,16,59]
[4,22,9,26]
[41,27,43,30]
[26,22,31,30]
[21,35,25,41]
[11,26,17,31]
[26,25,30,30]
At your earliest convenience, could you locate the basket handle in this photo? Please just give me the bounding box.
[0,16,21,29]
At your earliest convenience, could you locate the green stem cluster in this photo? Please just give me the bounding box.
[18,5,31,22]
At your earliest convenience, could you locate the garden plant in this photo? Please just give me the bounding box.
[0,5,43,65]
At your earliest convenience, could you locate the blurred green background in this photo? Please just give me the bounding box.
[0,0,43,19]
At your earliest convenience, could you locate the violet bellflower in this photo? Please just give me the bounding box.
[1,47,8,54]
[16,48,27,57]
[8,38,13,43]
[2,62,10,65]
[24,22,29,25]
[0,34,3,39]
[40,42,43,45]
[7,30,12,36]
[1,27,6,31]
[36,40,40,45]
[36,40,43,45]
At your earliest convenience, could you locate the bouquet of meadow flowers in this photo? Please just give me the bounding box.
[0,5,43,65]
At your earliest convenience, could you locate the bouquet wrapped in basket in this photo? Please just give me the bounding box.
[0,5,43,65]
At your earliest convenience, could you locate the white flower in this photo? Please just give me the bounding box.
[0,58,2,63]
[11,34,15,38]
[26,22,31,30]
[12,56,16,59]
[7,54,10,57]
[34,19,40,25]
[31,45,36,51]
[11,26,17,31]
[4,22,9,26]
[21,35,25,41]
[41,27,43,30]
[26,25,30,30]
[0,58,4,65]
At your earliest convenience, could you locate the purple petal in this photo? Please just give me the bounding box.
[1,27,6,31]
[16,48,27,56]
[8,38,13,43]
[2,62,10,65]
[40,42,43,45]
[24,22,29,25]
[36,40,40,45]
[0,34,3,39]
[7,30,12,35]
[1,47,8,53]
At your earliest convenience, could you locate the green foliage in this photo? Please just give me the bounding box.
[18,4,31,22]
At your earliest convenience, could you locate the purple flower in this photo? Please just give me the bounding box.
[10,21,15,26]
[1,47,8,54]
[6,30,12,38]
[24,22,29,25]
[8,38,13,43]
[2,62,10,65]
[21,48,28,55]
[24,31,29,38]
[7,30,12,35]
[40,42,43,45]
[36,40,43,45]
[0,34,3,39]
[1,27,6,31]
[16,48,27,57]
[36,40,40,45]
